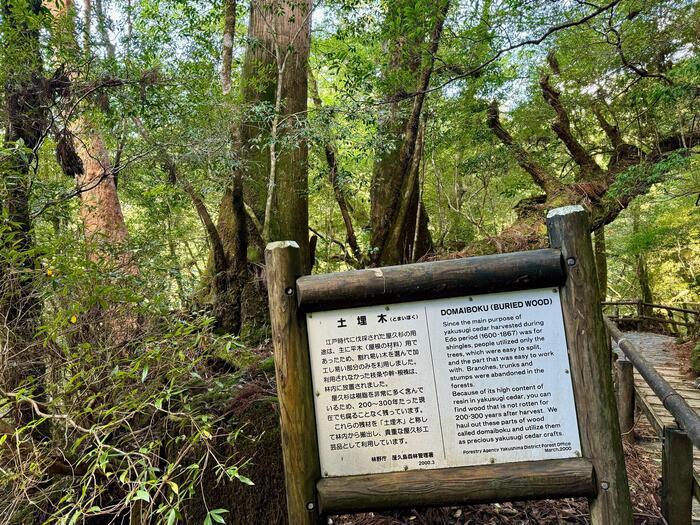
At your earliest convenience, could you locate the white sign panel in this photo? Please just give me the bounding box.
[306,287,581,477]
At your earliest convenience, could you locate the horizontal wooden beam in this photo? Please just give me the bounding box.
[317,458,596,515]
[643,303,699,316]
[297,248,564,312]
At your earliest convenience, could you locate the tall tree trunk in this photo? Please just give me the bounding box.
[241,0,311,270]
[369,0,449,266]
[47,0,136,271]
[74,120,135,268]
[632,206,653,315]
[211,169,248,334]
[221,0,237,95]
[47,0,139,347]
[594,225,608,300]
[0,0,49,435]
[209,0,313,332]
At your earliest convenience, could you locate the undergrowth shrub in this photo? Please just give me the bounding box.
[0,226,260,524]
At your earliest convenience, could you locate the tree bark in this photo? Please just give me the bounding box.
[221,0,237,94]
[243,0,312,271]
[632,206,653,314]
[594,226,608,300]
[73,120,136,272]
[208,0,313,332]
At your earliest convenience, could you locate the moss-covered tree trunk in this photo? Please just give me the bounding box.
[594,226,608,300]
[241,0,311,269]
[0,0,48,434]
[211,0,312,332]
[632,206,654,316]
[369,0,449,266]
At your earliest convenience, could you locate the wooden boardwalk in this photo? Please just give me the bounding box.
[613,332,700,505]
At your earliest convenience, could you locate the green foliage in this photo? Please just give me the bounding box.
[0,225,260,524]
[2,0,700,522]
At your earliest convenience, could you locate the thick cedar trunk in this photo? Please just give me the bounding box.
[74,120,135,271]
[209,0,312,331]
[240,0,311,270]
[369,0,448,266]
[1,0,48,435]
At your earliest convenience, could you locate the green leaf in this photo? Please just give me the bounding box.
[205,509,229,524]
[166,509,178,525]
[235,473,254,486]
[134,489,151,502]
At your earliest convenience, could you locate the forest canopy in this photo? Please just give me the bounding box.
[0,0,698,523]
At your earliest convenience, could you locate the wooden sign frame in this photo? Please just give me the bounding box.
[265,206,633,525]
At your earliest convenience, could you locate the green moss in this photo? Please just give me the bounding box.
[691,340,700,374]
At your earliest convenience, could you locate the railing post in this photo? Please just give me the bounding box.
[266,241,321,525]
[614,358,635,444]
[662,426,693,525]
[547,206,633,525]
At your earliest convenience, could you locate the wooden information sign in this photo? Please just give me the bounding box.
[265,206,633,525]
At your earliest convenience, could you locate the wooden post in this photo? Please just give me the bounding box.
[662,426,692,525]
[547,206,633,525]
[615,358,635,444]
[265,241,321,525]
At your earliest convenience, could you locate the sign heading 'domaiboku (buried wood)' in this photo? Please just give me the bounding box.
[265,206,633,525]
[306,287,581,477]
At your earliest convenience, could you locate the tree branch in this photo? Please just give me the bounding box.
[540,74,604,180]
[309,70,363,265]
[487,101,561,194]
[132,117,227,274]
[606,25,673,86]
[593,105,622,149]
[399,0,622,102]
[244,201,263,235]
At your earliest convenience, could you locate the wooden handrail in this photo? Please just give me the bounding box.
[605,317,700,449]
[602,300,699,316]
[642,303,700,316]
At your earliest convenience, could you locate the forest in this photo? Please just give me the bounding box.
[0,0,699,523]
